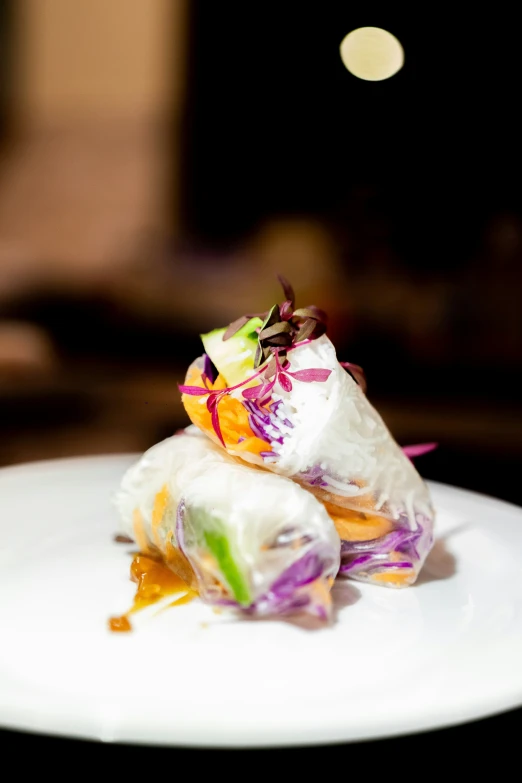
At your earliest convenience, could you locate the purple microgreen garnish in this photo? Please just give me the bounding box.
[278,373,293,392]
[264,357,277,378]
[242,383,266,400]
[277,274,295,307]
[181,344,331,442]
[178,384,211,396]
[294,317,317,343]
[286,368,332,383]
[221,276,331,371]
[254,341,263,368]
[222,314,252,341]
[206,394,226,446]
[292,306,328,323]
[258,321,293,341]
[402,443,438,460]
[263,334,292,348]
[254,304,281,367]
[340,362,367,393]
[258,379,277,399]
[182,278,342,443]
[242,379,276,401]
[262,304,281,329]
[279,300,294,320]
[211,405,225,447]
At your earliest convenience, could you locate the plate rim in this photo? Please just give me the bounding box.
[1,454,521,747]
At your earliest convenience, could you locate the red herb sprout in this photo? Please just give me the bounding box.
[402,443,438,460]
[179,343,332,446]
[179,276,370,445]
[221,276,328,368]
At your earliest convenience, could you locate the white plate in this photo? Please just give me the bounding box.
[0,455,521,748]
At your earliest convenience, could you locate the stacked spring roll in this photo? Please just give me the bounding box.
[114,428,340,619]
[181,278,435,588]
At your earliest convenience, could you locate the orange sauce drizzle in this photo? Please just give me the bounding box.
[108,553,196,633]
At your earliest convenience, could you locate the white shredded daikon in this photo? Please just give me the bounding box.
[267,336,434,525]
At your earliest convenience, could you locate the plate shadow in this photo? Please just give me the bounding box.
[415,526,466,585]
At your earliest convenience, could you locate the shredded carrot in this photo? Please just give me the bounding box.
[151,485,169,548]
[231,436,271,455]
[371,570,416,586]
[324,503,393,542]
[310,578,332,611]
[182,365,273,457]
[132,508,153,554]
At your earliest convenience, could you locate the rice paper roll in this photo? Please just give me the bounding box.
[114,428,340,618]
[182,326,435,589]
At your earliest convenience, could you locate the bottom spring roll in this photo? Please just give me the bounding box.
[114,428,340,619]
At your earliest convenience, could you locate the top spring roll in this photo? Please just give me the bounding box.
[181,281,435,587]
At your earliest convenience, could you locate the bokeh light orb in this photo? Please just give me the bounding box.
[339,27,404,81]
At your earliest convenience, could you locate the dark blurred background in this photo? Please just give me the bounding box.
[0,1,521,503]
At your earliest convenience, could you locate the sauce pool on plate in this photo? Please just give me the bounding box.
[109,553,196,632]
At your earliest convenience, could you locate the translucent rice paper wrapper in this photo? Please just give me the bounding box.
[114,429,340,619]
[182,335,435,588]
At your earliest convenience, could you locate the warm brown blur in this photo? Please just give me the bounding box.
[0,4,521,503]
[0,0,186,462]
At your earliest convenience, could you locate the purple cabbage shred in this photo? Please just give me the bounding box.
[202,353,219,384]
[338,513,433,583]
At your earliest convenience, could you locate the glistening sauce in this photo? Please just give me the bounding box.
[109,553,196,632]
